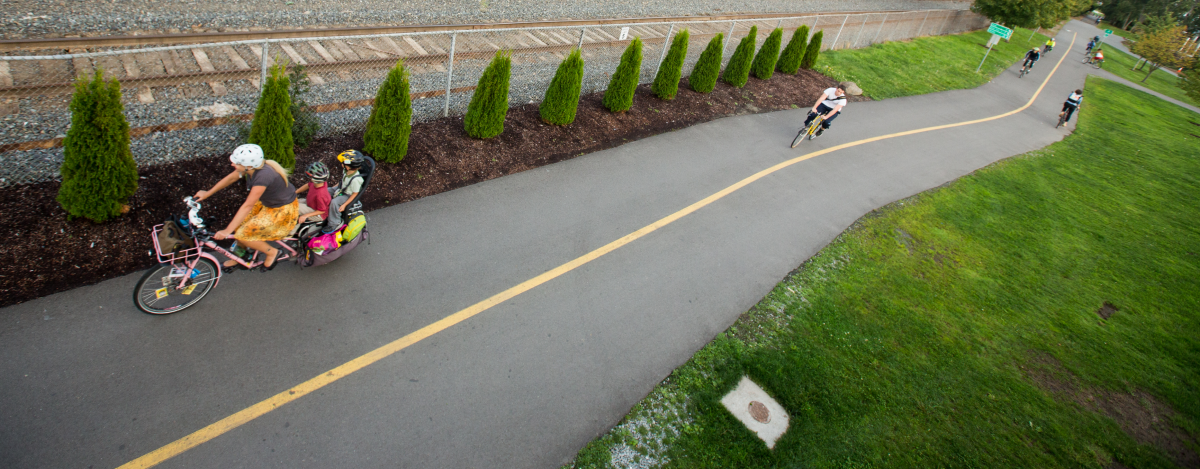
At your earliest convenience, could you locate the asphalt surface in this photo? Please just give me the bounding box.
[0,20,1175,469]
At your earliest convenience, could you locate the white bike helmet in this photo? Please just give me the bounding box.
[230,143,264,168]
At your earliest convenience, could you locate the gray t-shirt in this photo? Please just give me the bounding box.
[247,167,297,208]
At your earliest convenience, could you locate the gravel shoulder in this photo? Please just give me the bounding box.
[2,0,970,39]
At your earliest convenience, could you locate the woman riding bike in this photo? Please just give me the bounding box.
[194,144,298,272]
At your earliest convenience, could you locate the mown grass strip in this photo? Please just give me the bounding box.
[566,77,1200,469]
[815,28,1050,100]
[1090,46,1194,105]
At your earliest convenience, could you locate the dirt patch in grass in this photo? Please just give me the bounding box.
[1097,301,1118,319]
[0,69,863,309]
[1022,352,1199,468]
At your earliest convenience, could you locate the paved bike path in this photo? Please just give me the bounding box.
[0,26,1160,469]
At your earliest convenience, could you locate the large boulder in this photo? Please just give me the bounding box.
[843,81,864,96]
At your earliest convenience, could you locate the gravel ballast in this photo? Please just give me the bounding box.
[3,0,970,39]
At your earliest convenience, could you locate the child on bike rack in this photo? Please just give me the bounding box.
[802,83,848,139]
[293,161,332,234]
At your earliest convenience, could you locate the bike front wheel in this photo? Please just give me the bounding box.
[133,258,219,314]
[791,129,807,148]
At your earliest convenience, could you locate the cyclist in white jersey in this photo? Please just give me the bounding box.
[803,83,848,139]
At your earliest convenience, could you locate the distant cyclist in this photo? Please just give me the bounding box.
[802,83,848,139]
[1022,47,1042,71]
[1060,89,1083,123]
[1085,39,1096,54]
[1043,38,1056,53]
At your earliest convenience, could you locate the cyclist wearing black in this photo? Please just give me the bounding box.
[1061,89,1083,123]
[1023,48,1041,70]
[802,83,848,139]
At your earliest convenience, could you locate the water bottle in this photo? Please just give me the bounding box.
[230,241,248,259]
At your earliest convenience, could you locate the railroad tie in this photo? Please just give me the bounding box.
[119,53,155,103]
[67,48,92,80]
[221,45,258,89]
[190,48,227,97]
[279,43,325,85]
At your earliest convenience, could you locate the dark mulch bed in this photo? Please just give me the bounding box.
[0,69,866,308]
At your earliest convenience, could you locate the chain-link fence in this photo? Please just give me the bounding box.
[0,9,988,186]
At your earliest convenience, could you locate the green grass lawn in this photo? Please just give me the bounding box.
[816,28,1050,99]
[565,77,1200,469]
[1091,46,1194,105]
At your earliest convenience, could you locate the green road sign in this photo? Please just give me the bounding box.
[1104,29,1113,37]
[988,23,1013,40]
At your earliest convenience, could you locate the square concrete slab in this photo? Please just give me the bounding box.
[720,376,790,449]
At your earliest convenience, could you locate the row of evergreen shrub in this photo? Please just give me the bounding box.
[58,27,827,222]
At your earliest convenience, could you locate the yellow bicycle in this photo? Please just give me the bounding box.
[791,114,826,148]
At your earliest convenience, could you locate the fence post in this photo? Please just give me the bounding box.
[259,40,269,86]
[1029,26,1040,41]
[721,21,735,58]
[444,33,456,117]
[872,13,888,44]
[578,27,586,50]
[653,24,675,80]
[938,10,953,35]
[916,10,931,37]
[777,19,783,29]
[830,14,849,49]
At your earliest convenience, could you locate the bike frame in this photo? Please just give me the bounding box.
[150,224,299,293]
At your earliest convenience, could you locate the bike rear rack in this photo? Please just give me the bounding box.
[150,224,205,265]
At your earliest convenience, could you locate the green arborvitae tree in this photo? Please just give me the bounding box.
[651,29,690,100]
[363,59,413,163]
[604,37,643,113]
[689,33,724,93]
[248,63,295,170]
[465,50,512,139]
[801,30,823,69]
[57,70,138,222]
[777,25,809,74]
[540,48,585,125]
[751,27,784,80]
[288,64,320,148]
[722,25,757,88]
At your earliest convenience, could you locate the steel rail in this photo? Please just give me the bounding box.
[0,9,923,52]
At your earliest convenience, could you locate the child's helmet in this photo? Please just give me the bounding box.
[338,149,365,170]
[306,161,329,181]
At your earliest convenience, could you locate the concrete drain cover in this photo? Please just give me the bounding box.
[720,376,789,449]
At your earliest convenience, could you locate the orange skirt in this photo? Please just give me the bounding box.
[235,200,299,241]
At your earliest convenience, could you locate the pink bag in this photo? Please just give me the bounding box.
[306,230,341,255]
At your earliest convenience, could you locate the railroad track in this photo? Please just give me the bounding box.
[0,9,965,101]
[0,9,982,156]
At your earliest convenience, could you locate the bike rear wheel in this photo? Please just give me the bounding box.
[1056,112,1067,128]
[133,258,219,314]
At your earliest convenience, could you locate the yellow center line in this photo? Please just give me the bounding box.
[119,32,1076,469]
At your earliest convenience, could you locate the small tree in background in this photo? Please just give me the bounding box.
[363,59,413,163]
[248,63,295,170]
[465,50,512,139]
[1128,24,1189,82]
[604,37,643,112]
[652,29,690,100]
[57,70,138,222]
[777,25,809,74]
[751,28,784,80]
[722,25,758,88]
[288,64,320,148]
[540,48,585,125]
[689,33,724,93]
[801,30,824,69]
